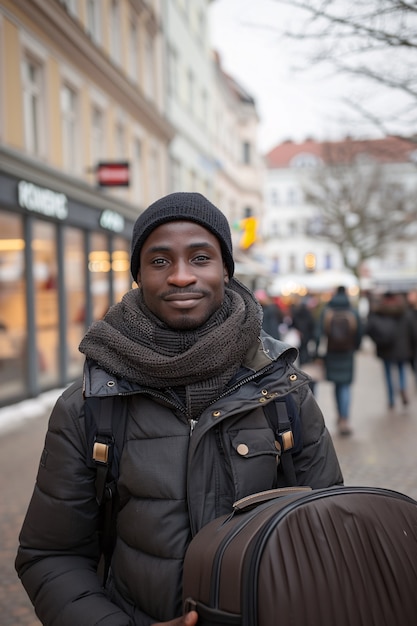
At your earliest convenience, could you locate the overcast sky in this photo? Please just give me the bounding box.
[209,0,381,154]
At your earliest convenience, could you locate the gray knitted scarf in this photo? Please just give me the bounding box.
[79,278,262,419]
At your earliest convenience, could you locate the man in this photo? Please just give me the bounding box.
[316,285,362,436]
[16,193,343,626]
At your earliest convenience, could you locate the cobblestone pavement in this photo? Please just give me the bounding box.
[1,345,416,624]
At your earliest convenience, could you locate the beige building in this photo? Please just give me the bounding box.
[0,0,265,406]
[0,0,174,404]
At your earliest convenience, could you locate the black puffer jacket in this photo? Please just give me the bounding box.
[16,334,343,626]
[366,294,417,362]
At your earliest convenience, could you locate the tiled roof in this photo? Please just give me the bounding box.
[265,136,417,168]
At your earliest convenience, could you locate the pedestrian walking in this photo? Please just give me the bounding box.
[406,288,417,383]
[290,295,316,366]
[255,289,283,339]
[366,291,417,409]
[317,285,362,436]
[15,192,343,626]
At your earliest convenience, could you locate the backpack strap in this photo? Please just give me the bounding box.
[263,396,299,487]
[84,395,127,585]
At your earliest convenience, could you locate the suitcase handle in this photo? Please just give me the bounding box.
[233,487,312,512]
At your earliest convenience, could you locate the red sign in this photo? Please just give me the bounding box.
[97,162,129,187]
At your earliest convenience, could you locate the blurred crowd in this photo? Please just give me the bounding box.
[255,287,417,435]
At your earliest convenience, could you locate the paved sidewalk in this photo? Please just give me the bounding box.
[315,343,417,500]
[0,346,416,624]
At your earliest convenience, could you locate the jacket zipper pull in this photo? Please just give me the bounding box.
[189,419,198,435]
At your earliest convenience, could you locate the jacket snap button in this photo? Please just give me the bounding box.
[213,410,221,418]
[289,374,297,382]
[237,443,249,456]
[261,389,268,395]
[107,380,115,387]
[259,397,266,403]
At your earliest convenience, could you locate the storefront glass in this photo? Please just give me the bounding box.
[0,212,27,401]
[113,235,132,303]
[33,219,60,389]
[90,232,111,319]
[64,227,86,379]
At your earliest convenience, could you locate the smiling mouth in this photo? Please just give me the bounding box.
[163,293,204,309]
[164,292,203,301]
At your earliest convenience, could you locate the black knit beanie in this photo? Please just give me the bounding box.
[130,192,235,281]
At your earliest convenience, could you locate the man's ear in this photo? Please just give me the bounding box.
[224,265,229,284]
[136,270,141,287]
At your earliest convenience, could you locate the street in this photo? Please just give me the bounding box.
[0,343,416,624]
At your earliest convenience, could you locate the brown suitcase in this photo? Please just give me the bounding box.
[183,486,417,626]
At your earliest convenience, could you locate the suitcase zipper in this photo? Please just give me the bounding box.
[209,507,263,607]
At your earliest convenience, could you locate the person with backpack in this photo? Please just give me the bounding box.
[366,291,417,410]
[15,192,343,626]
[316,285,362,436]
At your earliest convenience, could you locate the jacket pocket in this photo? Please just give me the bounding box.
[228,428,280,499]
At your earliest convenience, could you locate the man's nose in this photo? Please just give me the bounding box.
[167,260,197,285]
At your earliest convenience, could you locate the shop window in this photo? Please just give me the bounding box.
[112,237,131,302]
[0,212,27,402]
[90,232,111,320]
[33,220,60,389]
[64,227,86,379]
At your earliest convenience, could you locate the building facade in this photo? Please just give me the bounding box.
[262,136,417,296]
[0,0,264,406]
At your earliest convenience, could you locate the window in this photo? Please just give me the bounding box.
[187,69,194,114]
[64,227,86,378]
[144,30,155,99]
[89,232,110,320]
[33,220,60,389]
[288,221,297,236]
[167,46,178,97]
[132,138,144,206]
[324,253,333,270]
[91,106,104,168]
[0,212,27,401]
[270,189,279,206]
[112,236,131,302]
[22,57,44,156]
[201,89,208,125]
[115,122,126,159]
[86,0,101,44]
[243,141,251,165]
[128,14,139,83]
[149,148,160,201]
[59,0,78,18]
[110,0,121,65]
[287,188,297,205]
[170,156,181,192]
[61,84,78,173]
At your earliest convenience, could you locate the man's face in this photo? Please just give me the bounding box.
[137,220,229,330]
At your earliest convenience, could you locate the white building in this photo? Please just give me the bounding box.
[263,136,417,295]
[163,0,216,198]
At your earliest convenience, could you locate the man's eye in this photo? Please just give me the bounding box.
[194,254,210,262]
[152,258,167,265]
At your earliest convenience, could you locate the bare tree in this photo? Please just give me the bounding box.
[303,139,417,277]
[271,0,417,137]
